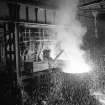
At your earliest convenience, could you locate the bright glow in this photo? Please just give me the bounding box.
[49,0,92,74]
[60,45,91,73]
[50,28,91,74]
[63,56,91,73]
[56,29,91,74]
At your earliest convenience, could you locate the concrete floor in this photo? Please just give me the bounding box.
[0,65,102,105]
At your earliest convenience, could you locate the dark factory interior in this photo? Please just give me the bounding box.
[0,0,105,105]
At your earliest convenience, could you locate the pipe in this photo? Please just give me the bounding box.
[54,50,64,61]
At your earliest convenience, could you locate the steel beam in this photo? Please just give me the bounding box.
[79,0,102,7]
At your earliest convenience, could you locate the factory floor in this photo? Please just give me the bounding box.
[0,64,102,105]
[0,64,22,105]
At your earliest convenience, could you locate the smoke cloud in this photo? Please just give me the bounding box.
[52,0,91,73]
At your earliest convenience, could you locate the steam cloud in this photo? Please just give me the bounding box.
[53,0,91,73]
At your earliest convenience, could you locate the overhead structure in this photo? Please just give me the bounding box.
[79,0,105,11]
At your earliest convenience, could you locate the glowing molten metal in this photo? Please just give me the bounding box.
[53,28,91,74]
[50,0,92,74]
[62,54,91,74]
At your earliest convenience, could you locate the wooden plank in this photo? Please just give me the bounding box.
[19,4,26,20]
[29,6,35,21]
[38,8,45,23]
[0,1,9,17]
[26,6,29,21]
